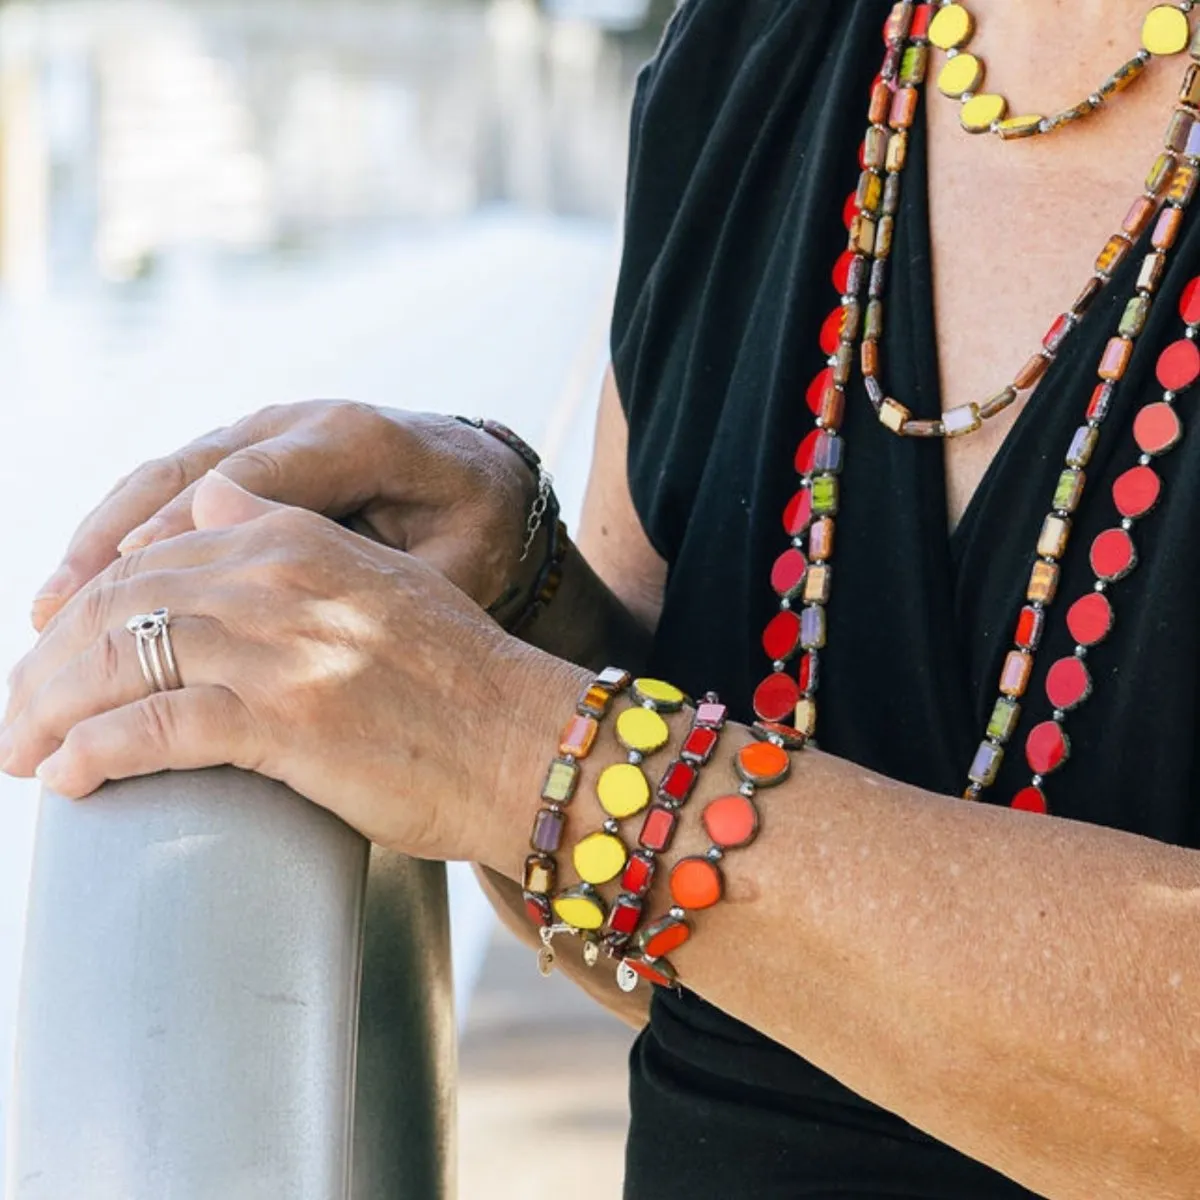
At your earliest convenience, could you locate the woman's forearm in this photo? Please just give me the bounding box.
[500,670,1200,1200]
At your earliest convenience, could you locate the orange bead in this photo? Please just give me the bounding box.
[559,714,598,758]
[669,857,724,910]
[735,740,791,785]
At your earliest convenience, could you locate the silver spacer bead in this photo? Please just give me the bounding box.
[1052,709,1065,723]
[1088,93,1102,107]
[780,598,792,611]
[1121,518,1134,531]
[706,846,724,862]
[1139,453,1152,466]
[1075,645,1088,658]
[669,906,685,920]
[1031,774,1044,788]
[739,782,756,797]
[773,660,786,672]
[603,818,619,835]
[1164,390,1177,402]
[1094,580,1107,593]
[627,750,644,766]
[1188,326,1198,339]
[792,537,805,548]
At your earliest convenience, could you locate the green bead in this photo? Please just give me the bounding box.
[900,44,929,85]
[987,697,1022,741]
[1119,294,1151,338]
[1054,469,1085,513]
[811,476,839,515]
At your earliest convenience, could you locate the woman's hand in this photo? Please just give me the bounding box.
[2,473,586,869]
[30,402,542,633]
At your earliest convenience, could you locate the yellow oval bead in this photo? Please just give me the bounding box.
[1143,4,1189,54]
[996,114,1045,140]
[616,705,671,753]
[597,762,652,819]
[573,831,628,885]
[631,677,686,709]
[552,892,606,931]
[960,92,1007,132]
[937,52,983,98]
[929,3,974,50]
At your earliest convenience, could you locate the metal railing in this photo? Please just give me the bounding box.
[6,768,455,1199]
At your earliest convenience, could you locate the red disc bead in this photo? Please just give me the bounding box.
[753,672,800,722]
[1156,338,1200,391]
[795,429,821,475]
[763,610,802,660]
[1025,721,1070,775]
[1066,592,1114,646]
[771,547,809,596]
[820,307,846,355]
[1180,275,1200,325]
[1112,465,1161,518]
[783,489,814,536]
[1089,528,1136,581]
[702,794,760,849]
[1134,402,1182,456]
[806,367,833,415]
[1045,656,1092,711]
[1011,786,1048,814]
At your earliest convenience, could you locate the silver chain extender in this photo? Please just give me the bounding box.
[521,467,554,562]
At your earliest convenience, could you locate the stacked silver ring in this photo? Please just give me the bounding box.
[125,608,182,694]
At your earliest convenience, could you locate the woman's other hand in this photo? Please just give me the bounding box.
[4,472,585,869]
[30,403,541,633]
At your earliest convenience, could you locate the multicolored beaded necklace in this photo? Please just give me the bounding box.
[753,1,1200,815]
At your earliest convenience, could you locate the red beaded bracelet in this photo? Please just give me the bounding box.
[617,721,803,992]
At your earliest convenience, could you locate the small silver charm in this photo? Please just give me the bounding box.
[537,945,555,977]
[616,961,639,993]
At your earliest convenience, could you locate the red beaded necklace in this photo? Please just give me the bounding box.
[752,2,1200,815]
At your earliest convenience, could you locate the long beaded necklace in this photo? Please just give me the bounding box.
[753,2,1200,816]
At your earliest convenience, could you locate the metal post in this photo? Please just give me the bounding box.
[6,768,455,1200]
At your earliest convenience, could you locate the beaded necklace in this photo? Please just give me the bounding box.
[932,2,1197,139]
[753,2,1200,816]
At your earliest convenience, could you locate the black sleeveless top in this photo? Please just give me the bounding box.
[610,2,1200,1195]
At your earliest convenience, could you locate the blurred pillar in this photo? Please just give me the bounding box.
[0,34,49,294]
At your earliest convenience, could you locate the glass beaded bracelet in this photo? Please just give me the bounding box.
[523,666,631,971]
[616,721,803,992]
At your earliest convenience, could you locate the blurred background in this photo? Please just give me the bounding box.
[0,0,673,1192]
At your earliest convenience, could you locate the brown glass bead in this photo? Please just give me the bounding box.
[904,419,944,437]
[875,215,895,259]
[869,258,888,298]
[1168,162,1199,205]
[840,300,861,342]
[884,2,912,44]
[979,387,1018,419]
[1101,55,1146,97]
[1165,109,1194,153]
[1013,353,1050,390]
[886,129,909,171]
[832,343,854,385]
[1137,251,1167,293]
[523,854,556,896]
[1037,515,1071,560]
[1184,64,1200,108]
[863,127,890,169]
[864,299,883,342]
[1153,206,1184,250]
[1072,276,1103,316]
[857,170,883,214]
[1043,100,1095,133]
[849,214,877,255]
[808,517,835,561]
[820,384,845,430]
[999,651,1033,698]
[846,253,869,295]
[1122,196,1156,239]
[1146,152,1176,195]
[889,87,919,130]
[1027,560,1060,605]
[803,565,832,604]
[1095,235,1131,276]
[861,339,880,377]
[883,173,902,215]
[869,80,892,125]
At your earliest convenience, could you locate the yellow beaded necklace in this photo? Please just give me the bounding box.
[931,0,1196,138]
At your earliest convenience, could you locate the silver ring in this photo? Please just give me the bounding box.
[125,608,182,694]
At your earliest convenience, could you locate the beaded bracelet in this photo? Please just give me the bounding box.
[545,678,686,968]
[616,721,802,992]
[523,666,631,971]
[508,517,569,637]
[603,692,727,962]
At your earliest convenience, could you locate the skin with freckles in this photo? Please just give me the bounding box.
[5,2,1200,1195]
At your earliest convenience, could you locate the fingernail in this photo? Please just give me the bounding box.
[35,753,66,791]
[0,728,13,772]
[33,566,73,606]
[117,518,164,556]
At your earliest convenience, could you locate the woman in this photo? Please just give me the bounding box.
[3,0,1199,1194]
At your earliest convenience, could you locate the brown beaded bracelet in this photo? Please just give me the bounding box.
[616,719,804,992]
[522,666,631,972]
